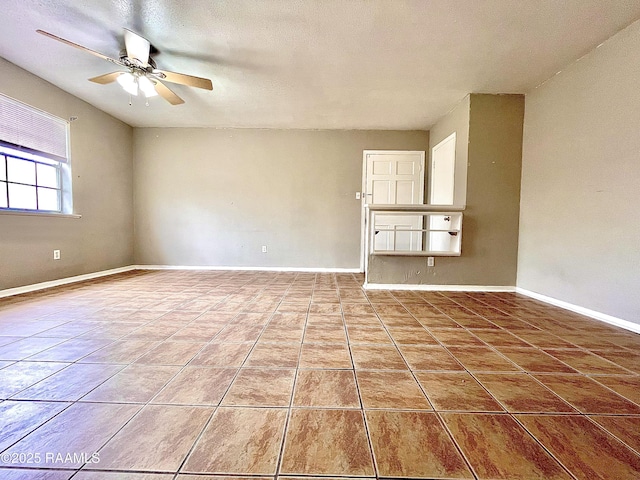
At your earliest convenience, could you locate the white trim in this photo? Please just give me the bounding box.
[0,210,81,219]
[516,287,640,334]
[363,283,516,292]
[0,266,136,298]
[134,265,361,273]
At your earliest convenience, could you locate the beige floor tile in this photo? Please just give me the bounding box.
[124,324,183,341]
[303,325,347,344]
[0,400,69,451]
[299,344,352,369]
[93,405,212,472]
[222,368,295,406]
[591,375,640,404]
[534,374,640,414]
[589,415,640,453]
[182,407,287,474]
[366,410,473,478]
[0,362,69,398]
[81,364,179,403]
[152,367,237,405]
[0,469,75,479]
[399,345,464,371]
[77,473,174,480]
[350,345,407,370]
[0,337,65,361]
[280,409,374,476]
[0,336,22,347]
[442,413,572,479]
[2,402,140,468]
[447,346,521,372]
[386,326,439,345]
[12,363,123,401]
[214,324,264,343]
[260,325,305,343]
[475,373,576,413]
[134,341,205,365]
[544,348,631,374]
[244,342,301,368]
[177,476,271,480]
[27,338,113,362]
[293,369,360,408]
[78,340,160,364]
[495,347,577,373]
[356,370,431,409]
[168,324,226,342]
[517,414,640,479]
[592,350,640,374]
[190,342,253,367]
[415,371,504,412]
[2,272,639,480]
[429,329,486,347]
[346,326,392,344]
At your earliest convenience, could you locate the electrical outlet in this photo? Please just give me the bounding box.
[261,245,267,253]
[53,250,61,260]
[427,256,434,267]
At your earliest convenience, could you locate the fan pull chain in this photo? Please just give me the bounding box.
[129,94,132,106]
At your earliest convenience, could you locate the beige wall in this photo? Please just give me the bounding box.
[518,20,640,323]
[0,58,134,290]
[368,94,524,286]
[133,128,428,268]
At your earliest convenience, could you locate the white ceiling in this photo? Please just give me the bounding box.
[1,0,639,129]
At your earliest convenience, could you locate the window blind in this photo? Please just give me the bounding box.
[0,93,69,163]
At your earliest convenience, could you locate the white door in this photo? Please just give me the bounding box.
[430,132,456,205]
[362,151,425,256]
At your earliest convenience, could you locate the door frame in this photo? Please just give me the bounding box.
[360,150,426,272]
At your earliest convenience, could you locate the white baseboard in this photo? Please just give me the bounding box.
[134,265,362,273]
[363,283,516,292]
[0,266,137,299]
[515,287,640,334]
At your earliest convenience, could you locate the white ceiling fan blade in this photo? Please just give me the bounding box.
[88,72,123,84]
[153,69,213,90]
[37,30,124,66]
[154,80,185,105]
[124,28,150,66]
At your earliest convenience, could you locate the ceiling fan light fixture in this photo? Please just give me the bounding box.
[138,75,158,98]
[116,72,138,96]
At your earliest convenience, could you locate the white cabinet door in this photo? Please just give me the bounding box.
[364,151,424,252]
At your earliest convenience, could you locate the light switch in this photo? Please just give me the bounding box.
[355,192,361,199]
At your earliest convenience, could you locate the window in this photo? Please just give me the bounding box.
[0,93,71,214]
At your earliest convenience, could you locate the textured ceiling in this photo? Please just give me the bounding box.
[0,0,639,129]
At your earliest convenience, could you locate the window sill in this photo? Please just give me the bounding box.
[0,209,81,219]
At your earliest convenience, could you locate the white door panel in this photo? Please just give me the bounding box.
[396,180,415,204]
[364,151,425,253]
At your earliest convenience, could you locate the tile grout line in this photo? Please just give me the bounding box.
[346,285,380,479]
[173,280,285,477]
[373,291,478,479]
[274,272,314,477]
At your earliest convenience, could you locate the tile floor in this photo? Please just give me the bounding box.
[0,270,638,479]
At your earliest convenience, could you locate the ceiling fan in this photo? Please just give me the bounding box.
[36,28,213,105]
